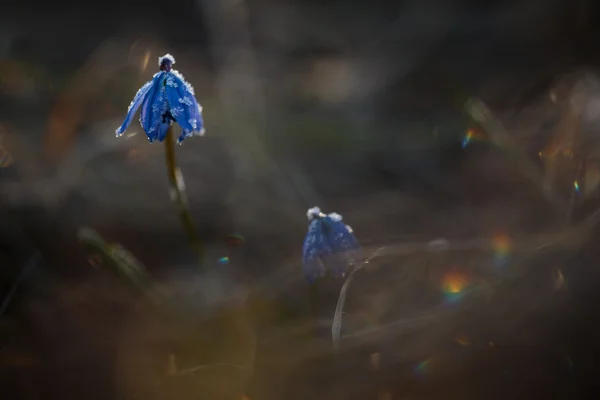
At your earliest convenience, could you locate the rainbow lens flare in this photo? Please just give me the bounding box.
[441,272,469,304]
[462,129,474,148]
[415,358,432,375]
[461,128,485,149]
[492,233,511,266]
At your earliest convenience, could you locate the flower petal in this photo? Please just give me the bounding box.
[302,219,331,283]
[323,214,362,277]
[163,70,204,143]
[115,78,155,136]
[139,72,168,142]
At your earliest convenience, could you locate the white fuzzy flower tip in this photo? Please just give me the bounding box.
[306,206,321,220]
[328,212,343,222]
[115,127,124,137]
[158,53,176,67]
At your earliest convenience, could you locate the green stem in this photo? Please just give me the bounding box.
[164,126,204,265]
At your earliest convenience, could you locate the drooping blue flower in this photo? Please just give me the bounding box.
[302,206,363,283]
[115,54,205,144]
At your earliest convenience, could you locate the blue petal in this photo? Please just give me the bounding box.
[156,122,171,142]
[163,70,204,143]
[115,78,155,136]
[139,72,169,142]
[302,219,332,283]
[322,215,362,277]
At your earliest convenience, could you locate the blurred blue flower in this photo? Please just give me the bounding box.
[115,54,205,144]
[302,206,362,283]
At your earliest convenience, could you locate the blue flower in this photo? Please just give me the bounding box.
[302,206,363,283]
[115,54,205,144]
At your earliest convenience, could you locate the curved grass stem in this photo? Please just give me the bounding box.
[332,247,385,351]
[164,126,204,265]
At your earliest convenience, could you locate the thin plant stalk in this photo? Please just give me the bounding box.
[164,126,203,264]
[332,247,385,351]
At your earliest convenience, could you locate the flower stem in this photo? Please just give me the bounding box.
[164,126,204,265]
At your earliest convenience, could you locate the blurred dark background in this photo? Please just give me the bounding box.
[2,0,600,399]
